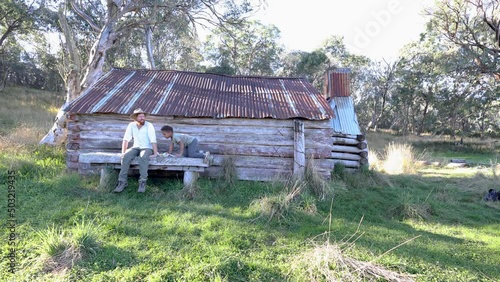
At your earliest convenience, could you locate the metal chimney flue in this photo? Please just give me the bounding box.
[324,68,351,98]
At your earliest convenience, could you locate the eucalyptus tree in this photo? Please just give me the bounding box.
[0,0,59,90]
[41,0,263,145]
[58,0,260,100]
[278,50,329,88]
[278,36,371,95]
[0,0,47,47]
[360,59,399,132]
[428,0,499,80]
[390,27,499,137]
[204,19,283,76]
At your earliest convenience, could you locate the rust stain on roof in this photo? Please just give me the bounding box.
[65,68,334,120]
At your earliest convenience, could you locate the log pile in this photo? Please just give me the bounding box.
[330,133,369,169]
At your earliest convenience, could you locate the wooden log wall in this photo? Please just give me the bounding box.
[330,133,369,169]
[66,114,335,181]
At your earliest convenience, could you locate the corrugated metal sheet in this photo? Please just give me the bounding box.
[325,68,351,98]
[65,68,334,120]
[329,97,361,135]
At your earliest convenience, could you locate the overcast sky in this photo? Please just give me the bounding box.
[251,0,435,61]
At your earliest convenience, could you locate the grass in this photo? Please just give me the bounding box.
[0,87,499,281]
[0,86,63,148]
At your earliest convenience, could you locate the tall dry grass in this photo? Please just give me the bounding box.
[369,142,424,175]
[0,87,63,149]
[290,215,417,282]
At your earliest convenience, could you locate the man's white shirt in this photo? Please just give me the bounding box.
[123,121,157,149]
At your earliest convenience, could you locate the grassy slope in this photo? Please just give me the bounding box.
[0,87,499,281]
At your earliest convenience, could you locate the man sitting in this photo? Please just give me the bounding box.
[114,108,158,193]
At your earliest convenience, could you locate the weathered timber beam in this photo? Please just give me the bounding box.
[79,152,208,168]
[332,145,367,154]
[331,152,362,161]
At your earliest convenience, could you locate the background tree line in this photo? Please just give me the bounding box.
[1,0,498,138]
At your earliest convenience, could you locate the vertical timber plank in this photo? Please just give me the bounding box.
[293,120,305,179]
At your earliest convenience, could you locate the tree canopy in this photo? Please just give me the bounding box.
[1,0,498,140]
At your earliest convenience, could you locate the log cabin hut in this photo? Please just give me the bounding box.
[64,68,366,182]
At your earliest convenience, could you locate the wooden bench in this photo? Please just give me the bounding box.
[78,152,209,187]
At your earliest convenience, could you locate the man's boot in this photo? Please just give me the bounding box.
[113,181,127,193]
[138,181,146,193]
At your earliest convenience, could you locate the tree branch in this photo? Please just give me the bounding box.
[69,0,101,32]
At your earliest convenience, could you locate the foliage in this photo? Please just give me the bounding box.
[0,0,60,91]
[278,35,371,91]
[279,50,329,87]
[355,25,499,137]
[428,0,499,80]
[2,0,497,139]
[204,19,283,75]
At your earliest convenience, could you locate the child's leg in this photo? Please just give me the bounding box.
[186,138,204,158]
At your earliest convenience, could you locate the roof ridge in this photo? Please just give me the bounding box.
[111,67,306,80]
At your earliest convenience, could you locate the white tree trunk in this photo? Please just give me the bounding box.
[41,13,118,145]
[81,24,117,89]
[145,25,156,69]
[39,105,68,145]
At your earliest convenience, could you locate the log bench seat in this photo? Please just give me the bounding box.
[78,152,209,187]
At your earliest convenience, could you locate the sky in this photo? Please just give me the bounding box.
[251,0,435,61]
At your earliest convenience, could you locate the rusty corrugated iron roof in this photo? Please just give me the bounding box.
[65,68,334,120]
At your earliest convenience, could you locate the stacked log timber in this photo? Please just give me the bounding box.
[330,133,369,169]
[65,114,335,181]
